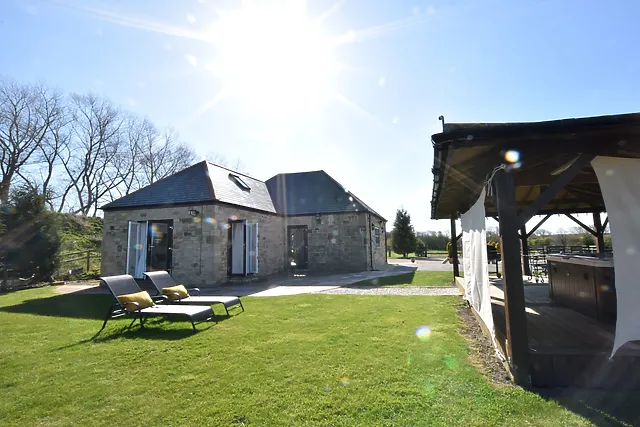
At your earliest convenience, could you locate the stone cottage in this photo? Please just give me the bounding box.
[100,161,386,285]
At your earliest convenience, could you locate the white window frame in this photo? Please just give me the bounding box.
[126,221,148,279]
[245,222,259,274]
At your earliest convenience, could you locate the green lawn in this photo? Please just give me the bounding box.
[354,271,455,287]
[0,288,593,426]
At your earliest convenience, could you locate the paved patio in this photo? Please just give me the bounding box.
[55,265,427,297]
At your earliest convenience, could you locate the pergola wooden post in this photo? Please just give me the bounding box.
[593,212,606,254]
[493,169,531,384]
[520,225,531,276]
[450,217,460,278]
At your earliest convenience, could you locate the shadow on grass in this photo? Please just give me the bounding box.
[532,387,640,427]
[0,288,242,320]
[346,271,417,289]
[55,316,224,350]
[0,291,112,320]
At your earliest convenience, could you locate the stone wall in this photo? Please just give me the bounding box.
[368,213,388,270]
[201,204,285,281]
[284,212,387,272]
[101,204,285,286]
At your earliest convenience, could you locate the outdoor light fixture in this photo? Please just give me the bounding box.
[315,213,321,224]
[189,208,200,217]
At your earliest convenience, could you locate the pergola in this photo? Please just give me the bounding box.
[430,113,640,385]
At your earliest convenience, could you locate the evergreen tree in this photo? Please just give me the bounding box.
[391,208,417,258]
[0,187,61,281]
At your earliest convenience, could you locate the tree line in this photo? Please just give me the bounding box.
[0,78,237,216]
[389,208,611,258]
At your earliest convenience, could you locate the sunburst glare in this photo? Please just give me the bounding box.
[206,3,341,117]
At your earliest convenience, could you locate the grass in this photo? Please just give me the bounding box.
[0,287,597,426]
[353,271,455,288]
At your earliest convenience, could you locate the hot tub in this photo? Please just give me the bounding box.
[547,254,616,324]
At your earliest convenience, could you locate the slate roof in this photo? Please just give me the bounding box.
[265,171,385,219]
[101,161,276,213]
[205,163,276,213]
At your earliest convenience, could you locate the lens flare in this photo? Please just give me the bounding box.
[415,326,431,342]
[504,150,520,163]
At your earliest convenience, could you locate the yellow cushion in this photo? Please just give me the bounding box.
[117,291,154,311]
[162,285,190,301]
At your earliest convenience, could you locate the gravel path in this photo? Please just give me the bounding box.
[319,286,460,296]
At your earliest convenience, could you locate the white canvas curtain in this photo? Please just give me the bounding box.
[591,156,640,357]
[460,188,494,339]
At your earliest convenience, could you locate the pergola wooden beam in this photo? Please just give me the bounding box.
[450,217,460,278]
[518,154,597,228]
[492,168,530,385]
[564,213,598,236]
[526,214,552,238]
[603,216,609,230]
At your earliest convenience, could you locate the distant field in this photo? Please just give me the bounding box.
[389,250,448,259]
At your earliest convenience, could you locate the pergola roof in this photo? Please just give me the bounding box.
[430,113,640,219]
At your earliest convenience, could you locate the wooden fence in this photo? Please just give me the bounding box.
[58,250,102,276]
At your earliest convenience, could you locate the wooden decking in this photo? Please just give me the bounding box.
[489,280,640,388]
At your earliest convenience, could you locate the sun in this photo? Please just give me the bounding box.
[206,2,340,118]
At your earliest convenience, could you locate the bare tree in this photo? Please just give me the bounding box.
[17,104,71,210]
[110,114,145,199]
[59,93,126,216]
[556,228,569,248]
[206,152,247,174]
[137,125,196,187]
[0,80,63,203]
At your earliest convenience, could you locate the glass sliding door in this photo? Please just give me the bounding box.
[126,221,147,278]
[126,220,173,278]
[228,220,259,276]
[146,220,173,273]
[230,221,246,275]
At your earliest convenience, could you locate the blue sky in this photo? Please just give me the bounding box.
[2,0,639,232]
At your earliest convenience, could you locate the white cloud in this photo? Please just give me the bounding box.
[392,116,399,125]
[126,97,137,107]
[184,54,198,66]
[377,76,386,87]
[186,14,196,24]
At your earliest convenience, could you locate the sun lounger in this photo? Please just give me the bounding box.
[144,271,244,316]
[99,274,214,332]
